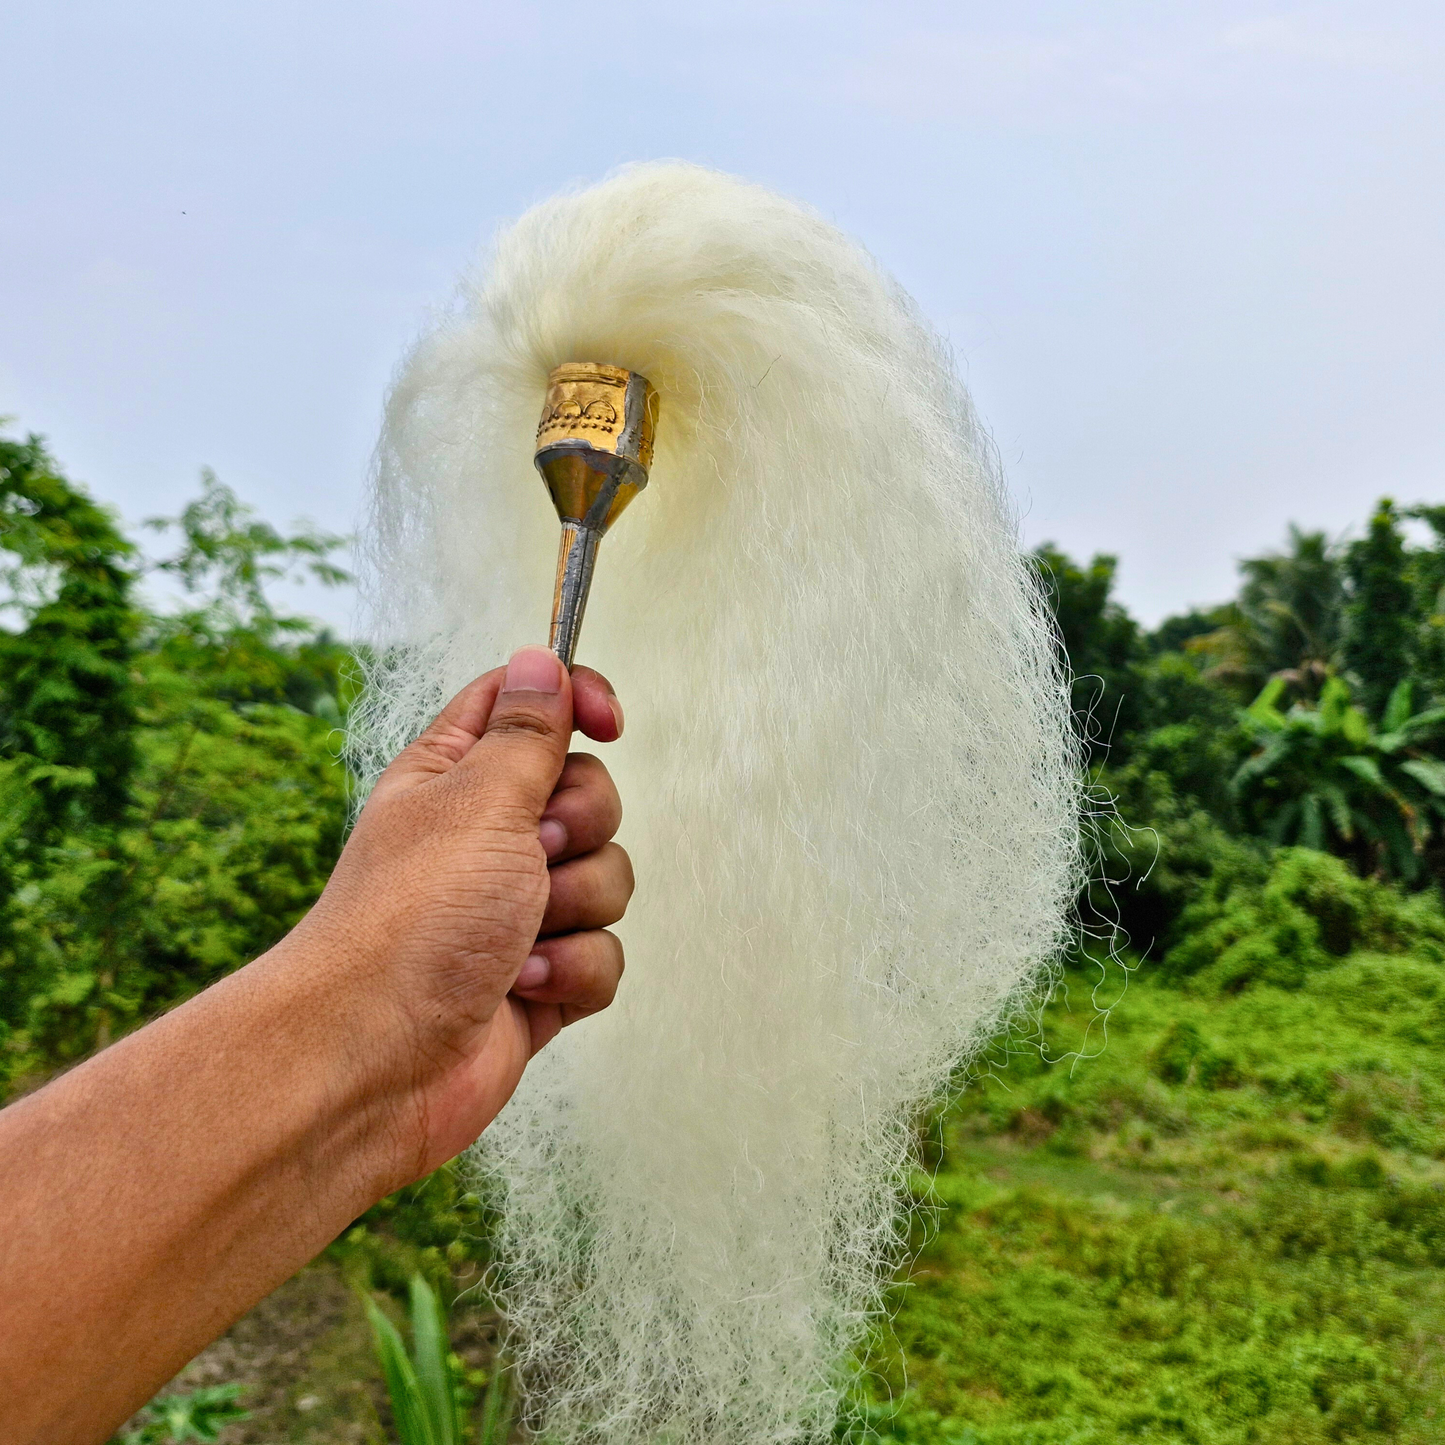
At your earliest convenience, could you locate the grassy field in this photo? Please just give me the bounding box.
[848,937,1445,1443]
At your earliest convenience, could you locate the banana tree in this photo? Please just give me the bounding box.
[1232,675,1445,884]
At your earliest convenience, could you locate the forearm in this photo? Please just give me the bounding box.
[0,935,404,1445]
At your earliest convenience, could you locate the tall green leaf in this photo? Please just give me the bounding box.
[364,1294,438,1445]
[478,1357,511,1445]
[408,1273,458,1445]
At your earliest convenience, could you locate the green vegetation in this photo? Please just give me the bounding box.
[363,1275,512,1445]
[833,508,1445,1442]
[840,871,1445,1441]
[0,436,351,1090]
[4,424,1443,1439]
[120,1386,252,1443]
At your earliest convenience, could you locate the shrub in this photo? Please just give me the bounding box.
[1162,847,1445,991]
[1147,1019,1240,1089]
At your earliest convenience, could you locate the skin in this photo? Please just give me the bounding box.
[0,646,634,1445]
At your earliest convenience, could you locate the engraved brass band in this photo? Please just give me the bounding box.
[534,362,658,668]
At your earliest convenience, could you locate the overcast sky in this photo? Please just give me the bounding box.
[3,1,1441,628]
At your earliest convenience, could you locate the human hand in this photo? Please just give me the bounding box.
[291,646,632,1190]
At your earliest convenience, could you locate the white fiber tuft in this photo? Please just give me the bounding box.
[351,162,1082,1444]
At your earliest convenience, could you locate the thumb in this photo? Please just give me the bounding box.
[462,645,573,821]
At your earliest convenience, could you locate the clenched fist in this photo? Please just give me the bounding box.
[304,646,634,1182]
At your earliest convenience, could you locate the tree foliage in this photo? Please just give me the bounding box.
[6,421,1445,1440]
[1343,499,1415,719]
[1233,675,1445,883]
[1034,493,1445,911]
[0,433,350,1091]
[0,433,138,841]
[1031,545,1144,764]
[1198,525,1343,703]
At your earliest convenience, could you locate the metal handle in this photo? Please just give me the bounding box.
[548,521,602,670]
[533,362,658,671]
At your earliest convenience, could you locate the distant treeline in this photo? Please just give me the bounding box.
[4,423,1445,1089]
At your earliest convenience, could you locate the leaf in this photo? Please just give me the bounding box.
[1318,675,1352,731]
[1339,755,1386,790]
[1378,811,1423,883]
[409,1274,458,1445]
[478,1357,511,1445]
[1299,793,1328,851]
[1383,678,1415,733]
[1399,758,1445,797]
[1232,733,1294,793]
[364,1295,438,1445]
[1266,799,1301,847]
[1245,676,1289,726]
[1341,705,1372,748]
[1319,784,1356,842]
[1401,705,1445,736]
[122,1385,249,1444]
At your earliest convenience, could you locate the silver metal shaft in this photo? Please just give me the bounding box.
[548,521,602,670]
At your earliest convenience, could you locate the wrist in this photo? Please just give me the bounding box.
[256,910,470,1201]
[225,933,403,1211]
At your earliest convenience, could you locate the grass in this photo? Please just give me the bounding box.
[843,942,1445,1443]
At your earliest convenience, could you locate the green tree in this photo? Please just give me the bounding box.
[1147,606,1225,657]
[1343,499,1414,719]
[0,439,352,1092]
[1032,545,1144,764]
[1191,526,1343,704]
[144,467,351,712]
[1232,674,1445,885]
[0,434,142,1064]
[1399,502,1445,704]
[0,432,139,841]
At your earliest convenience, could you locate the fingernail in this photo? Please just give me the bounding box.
[504,647,563,695]
[539,818,567,858]
[608,694,625,736]
[514,954,550,991]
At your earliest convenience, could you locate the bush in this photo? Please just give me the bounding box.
[1146,1019,1240,1089]
[1162,847,1445,992]
[1083,759,1262,960]
[0,440,351,1095]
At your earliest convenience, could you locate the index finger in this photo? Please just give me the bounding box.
[571,666,624,742]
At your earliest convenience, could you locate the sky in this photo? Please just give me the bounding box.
[2,0,1442,629]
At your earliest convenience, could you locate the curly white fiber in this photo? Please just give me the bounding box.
[351,162,1081,1445]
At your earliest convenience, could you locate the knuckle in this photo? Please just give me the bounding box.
[486,710,559,743]
[566,758,622,817]
[561,751,605,782]
[577,931,622,1005]
[599,782,624,835]
[583,848,632,924]
[571,792,622,847]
